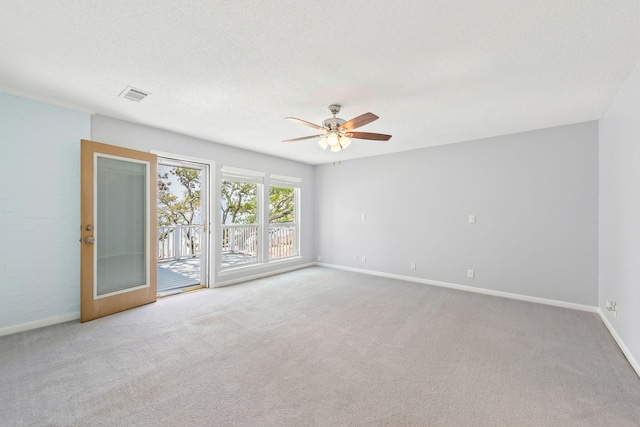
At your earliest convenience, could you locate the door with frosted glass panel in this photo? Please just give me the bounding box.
[80,139,157,322]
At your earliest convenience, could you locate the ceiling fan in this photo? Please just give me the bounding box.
[283,104,392,152]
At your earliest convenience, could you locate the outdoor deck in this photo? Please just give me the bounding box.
[156,224,293,294]
[157,258,200,293]
[157,252,257,293]
[221,252,257,268]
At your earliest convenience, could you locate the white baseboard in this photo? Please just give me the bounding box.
[0,312,80,337]
[598,309,640,378]
[315,262,598,313]
[215,262,315,288]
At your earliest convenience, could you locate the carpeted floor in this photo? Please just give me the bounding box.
[1,267,639,426]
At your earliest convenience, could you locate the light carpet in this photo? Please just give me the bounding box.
[1,267,639,426]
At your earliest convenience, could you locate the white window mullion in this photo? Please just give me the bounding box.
[260,175,270,264]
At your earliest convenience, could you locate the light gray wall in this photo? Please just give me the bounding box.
[91,115,315,285]
[0,92,90,329]
[599,61,640,366]
[315,122,599,306]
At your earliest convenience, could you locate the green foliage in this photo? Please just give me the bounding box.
[221,180,257,224]
[220,182,296,224]
[158,167,201,226]
[269,187,295,223]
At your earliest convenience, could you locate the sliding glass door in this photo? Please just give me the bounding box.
[156,157,209,296]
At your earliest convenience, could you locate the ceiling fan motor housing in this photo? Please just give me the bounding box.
[324,104,346,131]
[323,117,346,130]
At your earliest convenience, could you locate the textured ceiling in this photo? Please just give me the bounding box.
[1,1,640,165]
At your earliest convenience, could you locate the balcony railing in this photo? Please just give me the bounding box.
[158,224,203,261]
[222,224,259,255]
[221,223,297,260]
[159,223,297,265]
[269,223,296,259]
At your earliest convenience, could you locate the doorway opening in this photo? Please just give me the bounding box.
[156,157,209,297]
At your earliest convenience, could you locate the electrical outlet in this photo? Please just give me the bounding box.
[317,255,322,262]
[353,255,358,262]
[361,214,366,221]
[410,262,416,270]
[606,300,617,317]
[467,269,474,278]
[468,215,476,224]
[361,256,366,263]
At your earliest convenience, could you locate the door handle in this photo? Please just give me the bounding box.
[85,237,95,244]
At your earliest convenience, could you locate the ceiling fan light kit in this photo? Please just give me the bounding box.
[318,128,351,152]
[284,104,392,153]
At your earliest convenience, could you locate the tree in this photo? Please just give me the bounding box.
[158,167,201,255]
[221,180,257,224]
[220,182,295,224]
[269,187,295,223]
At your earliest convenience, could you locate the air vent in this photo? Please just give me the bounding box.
[119,86,150,102]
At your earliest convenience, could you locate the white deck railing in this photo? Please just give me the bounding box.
[222,224,259,255]
[158,225,203,261]
[269,223,296,259]
[159,223,296,262]
[221,223,297,259]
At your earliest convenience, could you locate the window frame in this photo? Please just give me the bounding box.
[220,166,265,270]
[268,174,301,261]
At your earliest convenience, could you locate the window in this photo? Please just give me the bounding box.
[269,174,300,260]
[220,167,264,269]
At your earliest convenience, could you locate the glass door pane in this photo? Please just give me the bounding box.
[156,158,208,296]
[96,156,148,297]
